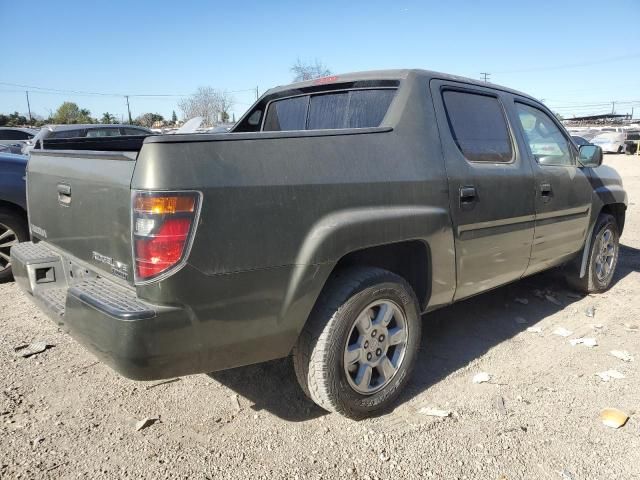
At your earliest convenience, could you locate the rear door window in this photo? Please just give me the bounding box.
[263,89,396,131]
[442,90,513,163]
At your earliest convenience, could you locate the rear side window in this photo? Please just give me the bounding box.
[442,90,513,163]
[263,89,396,131]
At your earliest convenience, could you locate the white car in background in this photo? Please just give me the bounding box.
[590,132,626,153]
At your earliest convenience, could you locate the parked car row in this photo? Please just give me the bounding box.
[569,128,640,154]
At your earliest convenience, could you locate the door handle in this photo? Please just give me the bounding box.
[57,183,71,206]
[540,183,552,202]
[459,186,477,205]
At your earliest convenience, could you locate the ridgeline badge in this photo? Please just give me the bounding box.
[92,251,129,280]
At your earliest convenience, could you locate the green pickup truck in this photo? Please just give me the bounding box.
[11,69,627,418]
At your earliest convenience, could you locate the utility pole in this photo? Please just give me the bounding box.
[480,72,491,83]
[125,95,132,124]
[611,101,615,115]
[256,86,259,101]
[25,91,32,124]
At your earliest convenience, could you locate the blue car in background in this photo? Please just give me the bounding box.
[0,151,28,281]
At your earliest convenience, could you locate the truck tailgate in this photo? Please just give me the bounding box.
[27,150,137,283]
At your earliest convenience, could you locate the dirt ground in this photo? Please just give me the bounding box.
[1,154,639,479]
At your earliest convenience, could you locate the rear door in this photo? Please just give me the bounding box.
[508,99,592,275]
[430,80,536,300]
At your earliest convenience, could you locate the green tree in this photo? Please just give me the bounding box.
[52,102,95,124]
[171,110,178,124]
[0,112,29,126]
[101,112,116,124]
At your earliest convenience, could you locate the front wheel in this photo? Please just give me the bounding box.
[567,213,619,293]
[293,267,421,418]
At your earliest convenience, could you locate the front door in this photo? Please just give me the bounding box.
[509,100,592,275]
[430,80,536,300]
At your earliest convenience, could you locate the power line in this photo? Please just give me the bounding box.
[0,81,257,98]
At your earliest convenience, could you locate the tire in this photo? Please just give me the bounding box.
[566,213,619,293]
[0,208,29,283]
[293,267,421,418]
[617,145,624,154]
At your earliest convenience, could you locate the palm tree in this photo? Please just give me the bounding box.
[101,112,116,124]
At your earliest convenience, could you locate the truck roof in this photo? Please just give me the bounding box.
[266,68,539,103]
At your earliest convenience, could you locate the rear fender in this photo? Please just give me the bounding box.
[280,206,455,329]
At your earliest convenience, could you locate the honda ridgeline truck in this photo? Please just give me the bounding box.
[11,70,627,418]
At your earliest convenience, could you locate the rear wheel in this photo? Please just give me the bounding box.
[567,213,619,293]
[293,267,421,418]
[0,208,28,282]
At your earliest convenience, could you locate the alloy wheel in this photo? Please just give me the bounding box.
[343,299,409,395]
[0,222,18,272]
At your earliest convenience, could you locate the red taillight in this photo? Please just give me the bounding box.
[132,191,201,283]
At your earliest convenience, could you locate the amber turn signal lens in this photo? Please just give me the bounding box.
[134,195,196,215]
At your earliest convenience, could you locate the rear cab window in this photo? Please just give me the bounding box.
[263,88,396,132]
[234,80,399,133]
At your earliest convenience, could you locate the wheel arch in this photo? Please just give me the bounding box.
[278,205,454,348]
[578,202,626,278]
[600,202,626,236]
[0,200,27,221]
[328,240,431,311]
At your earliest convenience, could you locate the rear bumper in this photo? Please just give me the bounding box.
[10,241,198,380]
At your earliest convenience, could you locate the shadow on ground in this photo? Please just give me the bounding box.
[210,244,640,422]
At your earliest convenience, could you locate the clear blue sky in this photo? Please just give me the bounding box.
[1,0,639,122]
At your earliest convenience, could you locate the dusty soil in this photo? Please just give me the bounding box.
[1,154,639,479]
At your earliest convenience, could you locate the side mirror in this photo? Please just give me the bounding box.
[579,144,603,168]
